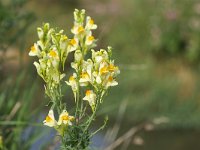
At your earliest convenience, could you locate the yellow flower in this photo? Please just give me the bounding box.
[105,76,118,88]
[69,75,75,81]
[89,19,94,25]
[49,50,57,58]
[109,64,116,71]
[29,43,40,56]
[99,61,109,76]
[108,63,120,75]
[79,72,90,86]
[83,90,96,111]
[71,25,85,35]
[66,73,78,92]
[43,110,57,127]
[68,38,79,52]
[92,49,109,64]
[70,38,77,46]
[86,35,95,45]
[100,66,109,75]
[86,16,97,30]
[78,26,84,33]
[58,110,74,126]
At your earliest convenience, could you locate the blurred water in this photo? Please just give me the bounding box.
[131,130,200,150]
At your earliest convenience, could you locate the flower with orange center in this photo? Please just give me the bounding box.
[79,72,91,86]
[49,50,58,58]
[108,64,120,74]
[108,76,113,82]
[43,110,57,127]
[105,75,118,88]
[29,43,40,56]
[70,38,77,46]
[86,90,91,96]
[86,35,95,45]
[66,73,78,93]
[83,90,96,111]
[68,38,78,52]
[88,36,94,41]
[81,72,89,79]
[71,25,85,35]
[86,16,97,30]
[108,64,116,71]
[58,110,74,126]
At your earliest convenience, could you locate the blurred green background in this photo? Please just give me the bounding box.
[1,0,200,149]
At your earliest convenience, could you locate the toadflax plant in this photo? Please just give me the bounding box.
[29,9,120,150]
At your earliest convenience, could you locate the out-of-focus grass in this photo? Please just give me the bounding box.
[0,71,49,150]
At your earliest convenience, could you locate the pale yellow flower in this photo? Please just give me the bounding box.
[99,62,109,75]
[29,43,40,56]
[58,110,74,126]
[85,33,95,45]
[66,73,78,92]
[71,25,85,35]
[74,50,83,62]
[43,110,57,127]
[60,35,68,50]
[48,49,59,59]
[79,72,90,86]
[84,59,94,80]
[83,90,96,110]
[105,76,118,88]
[86,16,97,30]
[68,38,79,52]
[108,62,120,75]
[92,49,109,64]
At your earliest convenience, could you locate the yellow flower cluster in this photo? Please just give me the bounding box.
[71,9,97,55]
[66,9,120,111]
[28,24,68,89]
[29,9,120,139]
[43,109,74,131]
[67,47,120,110]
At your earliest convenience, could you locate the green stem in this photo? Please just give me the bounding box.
[89,117,107,138]
[75,86,80,124]
[84,91,101,132]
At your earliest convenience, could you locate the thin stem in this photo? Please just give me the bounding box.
[75,85,80,125]
[80,102,88,119]
[58,83,62,112]
[84,91,101,132]
[90,117,108,138]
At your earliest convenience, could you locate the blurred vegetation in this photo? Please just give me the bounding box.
[98,0,200,129]
[0,0,35,50]
[0,0,35,81]
[0,72,47,150]
[149,0,200,63]
[0,0,47,150]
